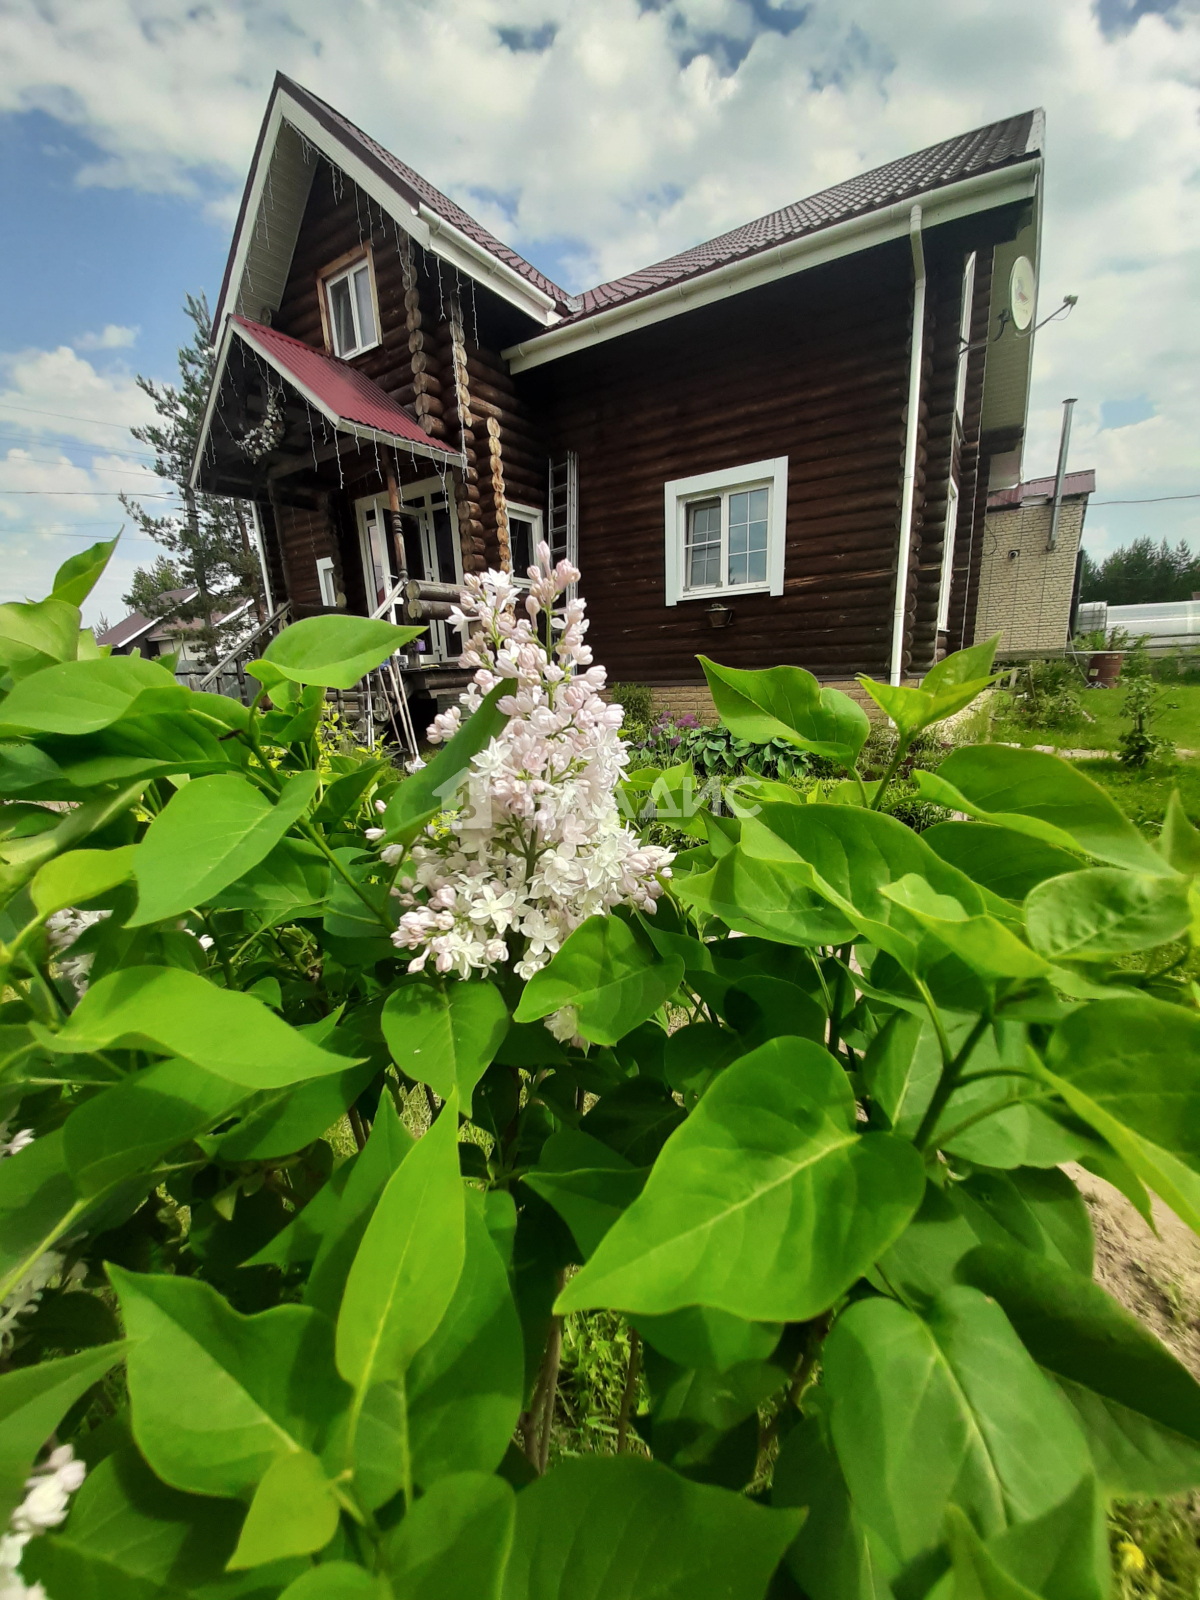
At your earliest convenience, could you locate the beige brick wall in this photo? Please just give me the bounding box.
[974,499,1084,653]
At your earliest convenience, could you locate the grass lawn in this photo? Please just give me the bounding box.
[1071,756,1200,833]
[992,681,1200,753]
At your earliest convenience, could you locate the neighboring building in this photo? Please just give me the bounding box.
[974,470,1095,654]
[1076,599,1200,655]
[96,588,255,688]
[192,74,1048,708]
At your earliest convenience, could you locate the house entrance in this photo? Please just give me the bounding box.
[356,478,464,662]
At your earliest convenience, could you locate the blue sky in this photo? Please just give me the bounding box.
[2,0,1199,626]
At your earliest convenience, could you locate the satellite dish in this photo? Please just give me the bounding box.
[1009,257,1036,331]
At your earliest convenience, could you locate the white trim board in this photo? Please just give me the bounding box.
[504,160,1039,373]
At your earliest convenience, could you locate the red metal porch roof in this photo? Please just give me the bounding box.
[231,316,455,455]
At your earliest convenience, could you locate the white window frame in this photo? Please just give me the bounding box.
[506,501,543,581]
[315,557,337,608]
[355,477,464,661]
[936,478,961,631]
[664,457,788,607]
[321,249,381,360]
[954,252,976,426]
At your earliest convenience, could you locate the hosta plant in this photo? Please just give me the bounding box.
[1,538,1199,1600]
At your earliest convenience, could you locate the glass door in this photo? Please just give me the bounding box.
[356,479,463,662]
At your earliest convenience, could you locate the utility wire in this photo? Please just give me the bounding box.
[0,402,153,430]
[1089,493,1200,506]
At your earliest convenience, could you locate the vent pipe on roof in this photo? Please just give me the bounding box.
[1047,396,1077,552]
[890,205,926,686]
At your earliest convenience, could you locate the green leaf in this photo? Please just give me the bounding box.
[913,745,1169,876]
[382,980,509,1117]
[226,1447,341,1569]
[675,844,857,948]
[24,1443,303,1600]
[957,1244,1200,1496]
[0,597,81,681]
[381,682,510,845]
[1025,868,1191,961]
[41,966,358,1088]
[52,535,119,606]
[214,1061,377,1163]
[384,1471,514,1599]
[244,1159,357,1270]
[0,1343,129,1520]
[0,1128,83,1306]
[129,771,319,925]
[723,974,826,1048]
[112,1267,352,1500]
[305,1095,413,1318]
[823,1288,1093,1571]
[0,655,185,736]
[635,1306,782,1374]
[515,915,684,1045]
[208,837,329,914]
[1159,790,1200,875]
[523,1131,648,1259]
[942,1482,1110,1600]
[258,614,424,689]
[557,1037,924,1322]
[922,635,1002,697]
[280,1564,388,1598]
[923,823,1083,903]
[1039,996,1200,1229]
[336,1094,466,1390]
[312,760,389,828]
[698,655,870,768]
[30,845,137,919]
[407,1202,525,1487]
[500,1454,802,1600]
[63,1056,249,1194]
[578,1078,686,1166]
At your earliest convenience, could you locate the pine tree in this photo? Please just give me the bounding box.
[119,294,262,664]
[1079,535,1200,605]
[122,554,184,615]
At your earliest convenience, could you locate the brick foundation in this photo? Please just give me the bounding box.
[617,678,889,724]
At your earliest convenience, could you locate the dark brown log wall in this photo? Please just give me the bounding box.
[940,250,993,654]
[520,245,915,683]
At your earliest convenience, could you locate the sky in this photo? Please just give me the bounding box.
[1,0,1199,627]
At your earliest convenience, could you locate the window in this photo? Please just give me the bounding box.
[322,252,379,359]
[507,503,543,578]
[356,478,464,661]
[664,458,788,606]
[936,479,960,631]
[316,557,338,609]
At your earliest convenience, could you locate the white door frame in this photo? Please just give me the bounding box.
[355,476,464,662]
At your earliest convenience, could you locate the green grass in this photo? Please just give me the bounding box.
[1110,1497,1200,1599]
[993,682,1200,753]
[1073,757,1200,835]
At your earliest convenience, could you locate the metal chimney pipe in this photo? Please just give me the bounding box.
[1047,397,1077,551]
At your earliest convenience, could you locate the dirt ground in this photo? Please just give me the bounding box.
[1067,1164,1200,1380]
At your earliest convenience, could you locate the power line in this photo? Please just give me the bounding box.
[0,402,153,431]
[1090,493,1200,506]
[0,490,179,498]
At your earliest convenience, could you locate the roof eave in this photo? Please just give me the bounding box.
[503,156,1041,374]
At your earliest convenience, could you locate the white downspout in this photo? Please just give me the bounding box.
[890,204,927,685]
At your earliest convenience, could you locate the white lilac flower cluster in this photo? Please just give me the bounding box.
[0,1444,85,1598]
[44,909,108,998]
[381,543,673,983]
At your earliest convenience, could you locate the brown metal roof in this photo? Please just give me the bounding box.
[989,470,1097,510]
[568,111,1041,321]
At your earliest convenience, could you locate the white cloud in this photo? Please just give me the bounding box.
[1,0,1199,569]
[75,324,139,350]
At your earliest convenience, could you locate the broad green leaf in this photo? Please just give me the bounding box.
[858,676,994,741]
[40,966,357,1088]
[208,837,329,913]
[578,1078,686,1166]
[407,1203,525,1486]
[130,771,319,925]
[311,759,389,827]
[63,1056,248,1194]
[258,614,424,689]
[1159,790,1200,875]
[823,1288,1093,1570]
[515,915,684,1045]
[723,974,826,1047]
[384,1471,514,1599]
[558,1037,923,1322]
[523,1131,648,1259]
[922,636,1002,697]
[244,1158,357,1270]
[305,1095,413,1317]
[923,822,1084,903]
[0,655,185,736]
[500,1454,802,1600]
[635,1306,782,1374]
[773,1408,900,1600]
[0,597,81,681]
[1040,996,1200,1228]
[381,682,510,845]
[30,845,137,919]
[226,1448,340,1569]
[214,1061,377,1163]
[940,1493,1106,1600]
[280,1564,387,1598]
[638,1344,784,1486]
[0,1128,83,1306]
[382,980,509,1117]
[0,781,145,906]
[52,535,119,606]
[958,1244,1200,1496]
[336,1094,465,1389]
[24,1443,303,1600]
[699,654,870,767]
[112,1267,352,1499]
[0,1343,129,1520]
[879,876,1049,982]
[913,745,1168,876]
[675,844,856,948]
[1025,868,1191,961]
